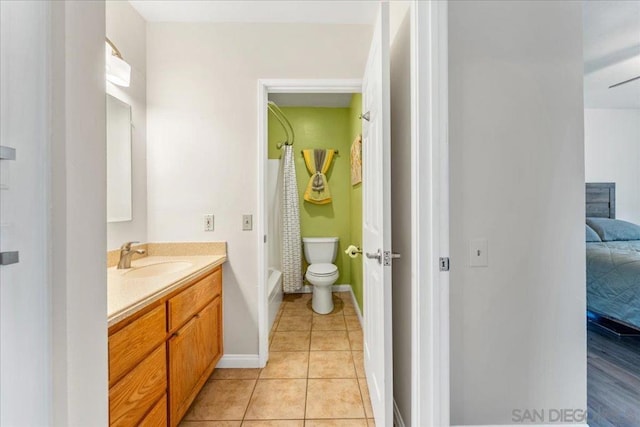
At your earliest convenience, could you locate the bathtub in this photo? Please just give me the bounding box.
[268,268,283,332]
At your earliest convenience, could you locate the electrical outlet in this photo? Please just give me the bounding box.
[204,214,214,231]
[242,214,253,231]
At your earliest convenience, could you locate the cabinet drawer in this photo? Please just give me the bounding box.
[139,395,167,427]
[168,268,221,330]
[109,305,166,386]
[110,345,167,427]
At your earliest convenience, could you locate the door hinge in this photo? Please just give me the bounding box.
[439,257,450,272]
[264,235,267,243]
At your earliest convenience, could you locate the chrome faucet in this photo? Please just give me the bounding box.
[117,241,146,269]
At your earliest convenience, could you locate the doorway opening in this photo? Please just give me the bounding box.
[257,79,364,368]
[255,21,395,422]
[583,2,640,425]
[264,91,365,329]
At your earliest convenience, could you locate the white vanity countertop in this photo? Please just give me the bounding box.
[107,254,226,327]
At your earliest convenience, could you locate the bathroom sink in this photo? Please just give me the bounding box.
[123,261,194,279]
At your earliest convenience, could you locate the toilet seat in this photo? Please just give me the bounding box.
[307,263,338,277]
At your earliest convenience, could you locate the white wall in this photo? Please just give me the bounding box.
[449,1,586,424]
[106,0,147,250]
[0,2,52,424]
[389,4,413,426]
[146,23,371,355]
[51,1,108,425]
[585,108,640,224]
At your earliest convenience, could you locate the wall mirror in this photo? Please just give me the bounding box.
[106,94,133,222]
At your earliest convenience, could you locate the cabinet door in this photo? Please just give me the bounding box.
[169,299,220,425]
[200,297,222,370]
[168,315,199,424]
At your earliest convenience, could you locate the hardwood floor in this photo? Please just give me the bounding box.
[588,323,640,427]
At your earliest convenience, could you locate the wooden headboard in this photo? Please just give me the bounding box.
[586,183,616,219]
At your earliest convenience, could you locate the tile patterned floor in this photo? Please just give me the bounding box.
[181,292,375,427]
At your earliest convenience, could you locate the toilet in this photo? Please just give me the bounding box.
[302,237,339,314]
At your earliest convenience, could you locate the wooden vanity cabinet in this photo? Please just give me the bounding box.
[108,266,223,427]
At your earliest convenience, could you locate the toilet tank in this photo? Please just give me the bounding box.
[302,237,339,264]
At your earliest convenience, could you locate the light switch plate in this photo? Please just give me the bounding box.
[470,238,488,267]
[242,214,253,231]
[204,214,214,231]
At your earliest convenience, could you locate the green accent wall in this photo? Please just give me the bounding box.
[269,106,352,285]
[348,94,364,312]
[268,98,364,312]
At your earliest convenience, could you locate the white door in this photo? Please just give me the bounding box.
[0,2,52,425]
[362,3,393,426]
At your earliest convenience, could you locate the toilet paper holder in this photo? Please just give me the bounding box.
[345,245,362,258]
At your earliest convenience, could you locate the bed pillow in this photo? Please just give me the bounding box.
[586,217,640,241]
[585,224,602,242]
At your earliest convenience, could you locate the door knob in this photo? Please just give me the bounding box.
[366,249,382,264]
[366,249,402,266]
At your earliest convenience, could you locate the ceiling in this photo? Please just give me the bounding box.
[268,93,355,108]
[129,1,638,108]
[583,1,640,109]
[128,0,378,24]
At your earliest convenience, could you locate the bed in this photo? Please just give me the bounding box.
[586,183,640,331]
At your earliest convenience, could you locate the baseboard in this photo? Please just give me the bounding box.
[334,284,354,292]
[216,354,261,368]
[348,287,364,327]
[452,425,588,427]
[333,285,364,326]
[393,399,406,427]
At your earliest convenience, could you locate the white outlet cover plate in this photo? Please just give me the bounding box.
[470,238,488,267]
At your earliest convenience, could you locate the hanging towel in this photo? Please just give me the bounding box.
[302,149,335,205]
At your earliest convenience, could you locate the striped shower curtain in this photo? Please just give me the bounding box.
[280,145,303,292]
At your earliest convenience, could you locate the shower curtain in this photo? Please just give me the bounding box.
[280,145,303,293]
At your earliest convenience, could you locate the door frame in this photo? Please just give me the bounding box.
[255,1,451,421]
[256,79,363,367]
[411,1,450,426]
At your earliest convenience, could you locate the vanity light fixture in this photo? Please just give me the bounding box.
[105,38,131,87]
